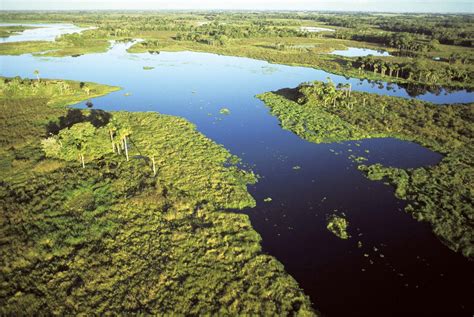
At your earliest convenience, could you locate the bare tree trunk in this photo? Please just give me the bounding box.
[152,156,156,176]
[348,84,351,97]
[81,154,85,168]
[124,137,129,161]
[109,130,115,153]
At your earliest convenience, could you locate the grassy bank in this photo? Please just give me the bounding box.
[0,78,316,315]
[258,81,473,258]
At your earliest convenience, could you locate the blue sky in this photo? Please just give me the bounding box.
[1,0,473,13]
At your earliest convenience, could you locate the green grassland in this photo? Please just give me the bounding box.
[258,81,473,258]
[0,78,316,315]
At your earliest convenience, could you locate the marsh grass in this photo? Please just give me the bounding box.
[0,77,316,315]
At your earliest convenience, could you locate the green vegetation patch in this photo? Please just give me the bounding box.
[0,77,316,315]
[219,107,231,115]
[326,215,350,239]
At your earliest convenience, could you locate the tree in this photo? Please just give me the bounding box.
[33,70,40,81]
[373,63,379,75]
[118,122,132,161]
[60,122,96,168]
[106,119,120,154]
[380,64,387,77]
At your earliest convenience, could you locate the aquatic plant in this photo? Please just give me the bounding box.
[219,107,231,115]
[326,215,350,239]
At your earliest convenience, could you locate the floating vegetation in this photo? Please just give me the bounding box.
[326,215,350,239]
[143,66,155,70]
[219,107,231,115]
[349,155,368,163]
[264,197,273,202]
[124,92,132,96]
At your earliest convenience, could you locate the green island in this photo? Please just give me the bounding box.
[258,80,473,258]
[0,12,472,92]
[326,215,350,240]
[0,77,315,315]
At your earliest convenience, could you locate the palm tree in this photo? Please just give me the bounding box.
[151,154,157,176]
[373,63,379,75]
[106,119,120,153]
[386,63,393,77]
[392,64,399,78]
[119,124,132,161]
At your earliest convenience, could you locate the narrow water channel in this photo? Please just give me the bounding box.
[1,38,473,316]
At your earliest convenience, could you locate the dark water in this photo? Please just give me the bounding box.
[1,40,473,316]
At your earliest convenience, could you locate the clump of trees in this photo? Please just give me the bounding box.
[349,55,473,89]
[42,116,133,168]
[335,30,437,53]
[42,122,96,168]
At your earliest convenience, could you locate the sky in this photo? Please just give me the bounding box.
[1,0,472,13]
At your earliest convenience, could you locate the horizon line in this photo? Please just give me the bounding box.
[0,9,472,14]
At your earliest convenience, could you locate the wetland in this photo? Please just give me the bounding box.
[1,12,473,316]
